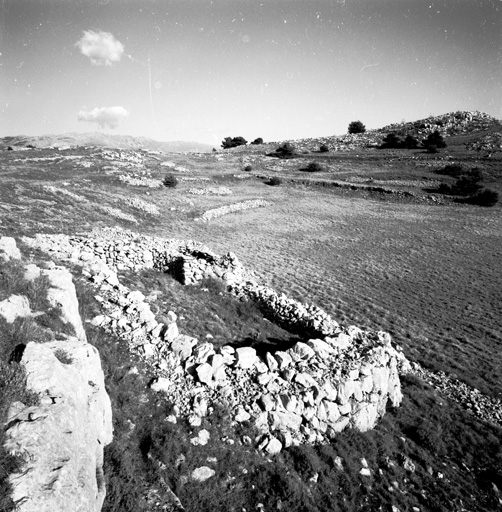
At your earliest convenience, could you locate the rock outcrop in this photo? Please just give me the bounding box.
[1,238,113,512]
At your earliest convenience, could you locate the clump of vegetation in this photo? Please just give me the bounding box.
[423,130,447,150]
[54,348,73,364]
[163,174,178,188]
[348,120,366,134]
[436,164,465,177]
[438,169,483,196]
[380,133,419,149]
[243,165,252,172]
[251,138,264,145]
[301,161,324,173]
[221,137,247,149]
[319,144,329,153]
[269,143,296,159]
[461,188,499,207]
[267,176,282,186]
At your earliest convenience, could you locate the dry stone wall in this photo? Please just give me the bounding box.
[23,228,410,453]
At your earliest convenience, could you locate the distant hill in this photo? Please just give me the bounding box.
[0,132,214,153]
[261,110,502,153]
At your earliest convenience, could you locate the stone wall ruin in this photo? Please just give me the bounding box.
[22,227,410,453]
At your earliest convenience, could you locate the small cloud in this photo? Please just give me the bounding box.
[76,30,124,66]
[78,106,129,129]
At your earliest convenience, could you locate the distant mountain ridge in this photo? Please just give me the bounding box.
[0,132,214,153]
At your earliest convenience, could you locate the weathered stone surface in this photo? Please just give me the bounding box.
[274,351,292,369]
[0,236,22,261]
[0,295,32,323]
[171,335,197,361]
[25,265,87,342]
[270,410,303,431]
[235,346,258,369]
[191,466,215,482]
[4,341,113,512]
[265,437,283,455]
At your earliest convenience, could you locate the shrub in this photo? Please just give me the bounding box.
[319,144,329,153]
[463,188,499,207]
[221,136,247,149]
[163,174,178,188]
[251,138,264,145]
[302,161,323,173]
[244,165,252,172]
[348,120,366,134]
[423,130,446,149]
[437,164,464,177]
[272,143,296,159]
[267,176,282,186]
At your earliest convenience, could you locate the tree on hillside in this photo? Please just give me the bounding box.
[221,136,248,149]
[251,138,264,145]
[348,120,366,134]
[404,134,419,149]
[381,133,402,149]
[423,130,446,150]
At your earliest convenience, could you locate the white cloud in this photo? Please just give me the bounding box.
[78,106,129,129]
[76,30,124,66]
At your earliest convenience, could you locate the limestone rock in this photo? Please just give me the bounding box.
[4,340,113,512]
[0,236,22,261]
[235,346,258,369]
[191,466,215,482]
[0,295,32,323]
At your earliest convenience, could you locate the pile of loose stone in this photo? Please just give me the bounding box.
[196,199,270,222]
[188,187,233,196]
[119,196,160,215]
[23,227,409,454]
[118,173,162,188]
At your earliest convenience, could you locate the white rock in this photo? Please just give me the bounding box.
[0,236,22,261]
[235,346,258,369]
[234,407,251,423]
[265,437,282,455]
[294,372,317,389]
[0,295,32,323]
[270,410,303,431]
[193,342,215,364]
[150,377,171,393]
[191,466,215,482]
[274,351,292,369]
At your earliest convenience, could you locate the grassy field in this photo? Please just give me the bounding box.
[1,129,501,510]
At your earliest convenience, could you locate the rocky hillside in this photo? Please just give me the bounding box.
[242,110,501,153]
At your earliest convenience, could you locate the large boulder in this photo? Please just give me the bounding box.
[4,340,113,512]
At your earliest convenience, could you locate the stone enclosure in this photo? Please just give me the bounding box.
[23,227,410,451]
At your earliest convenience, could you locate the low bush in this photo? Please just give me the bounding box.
[251,138,263,145]
[243,165,252,172]
[461,188,499,207]
[437,164,464,177]
[270,143,296,159]
[319,144,329,153]
[267,176,282,186]
[163,175,178,188]
[301,161,324,173]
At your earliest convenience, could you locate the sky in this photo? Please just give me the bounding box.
[1,0,501,145]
